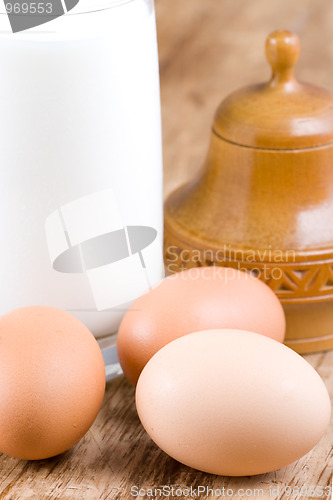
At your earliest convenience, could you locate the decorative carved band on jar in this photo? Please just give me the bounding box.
[164,30,333,353]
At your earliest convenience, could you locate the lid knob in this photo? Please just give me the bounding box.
[213,29,333,149]
[266,30,300,87]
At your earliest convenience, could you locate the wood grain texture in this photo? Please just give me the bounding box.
[1,0,333,498]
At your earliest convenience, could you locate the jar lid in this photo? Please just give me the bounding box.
[213,30,333,149]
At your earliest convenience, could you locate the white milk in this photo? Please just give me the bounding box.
[0,0,164,338]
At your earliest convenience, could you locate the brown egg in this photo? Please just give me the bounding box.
[136,330,331,476]
[0,306,106,460]
[117,267,286,385]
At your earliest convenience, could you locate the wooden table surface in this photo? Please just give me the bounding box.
[2,1,333,498]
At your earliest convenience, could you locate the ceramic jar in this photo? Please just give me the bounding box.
[164,30,333,353]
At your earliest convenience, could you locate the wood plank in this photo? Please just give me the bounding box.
[2,351,332,500]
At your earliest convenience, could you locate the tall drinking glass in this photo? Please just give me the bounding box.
[0,0,164,377]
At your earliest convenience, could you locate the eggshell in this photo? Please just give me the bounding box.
[136,329,331,476]
[118,267,286,385]
[0,306,106,460]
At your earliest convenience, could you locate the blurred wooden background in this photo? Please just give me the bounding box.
[1,1,333,499]
[160,0,333,198]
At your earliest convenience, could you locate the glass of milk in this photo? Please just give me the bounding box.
[0,0,164,378]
